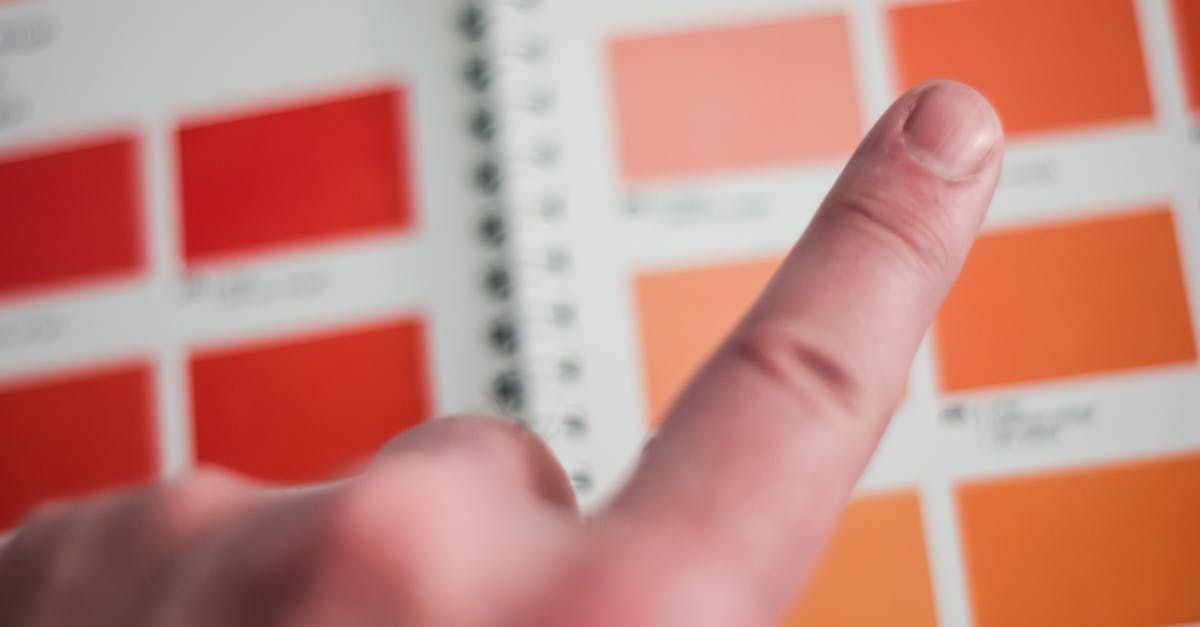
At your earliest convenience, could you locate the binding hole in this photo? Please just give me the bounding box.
[492,370,524,412]
[488,318,519,355]
[479,211,506,246]
[483,264,512,299]
[464,53,491,91]
[458,3,487,40]
[470,107,496,142]
[474,159,502,194]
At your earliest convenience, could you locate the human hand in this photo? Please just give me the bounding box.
[0,81,1003,626]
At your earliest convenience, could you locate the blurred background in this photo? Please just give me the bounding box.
[1,1,1199,625]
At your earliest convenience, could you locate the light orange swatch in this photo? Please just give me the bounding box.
[958,452,1200,627]
[1175,0,1200,113]
[781,491,938,627]
[936,206,1197,392]
[889,0,1153,136]
[634,257,779,425]
[608,14,861,183]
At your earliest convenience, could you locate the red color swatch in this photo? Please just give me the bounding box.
[0,136,143,298]
[177,87,415,263]
[0,363,157,529]
[958,453,1200,626]
[190,319,432,483]
[889,0,1153,136]
[1175,0,1200,113]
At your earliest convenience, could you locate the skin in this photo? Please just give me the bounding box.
[0,81,1004,627]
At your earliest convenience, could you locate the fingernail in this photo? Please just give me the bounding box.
[902,82,1001,179]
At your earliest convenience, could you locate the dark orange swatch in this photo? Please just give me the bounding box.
[190,319,431,483]
[608,15,861,182]
[958,453,1200,627]
[0,363,157,529]
[634,257,780,424]
[889,0,1153,136]
[936,207,1197,392]
[1175,0,1200,113]
[178,87,414,263]
[0,136,143,298]
[782,491,938,627]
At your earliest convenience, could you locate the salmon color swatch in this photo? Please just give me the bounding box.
[190,319,431,483]
[0,364,157,529]
[608,15,862,183]
[1175,0,1200,112]
[889,0,1153,136]
[936,207,1197,392]
[0,137,142,298]
[635,257,780,424]
[782,491,938,627]
[177,87,414,263]
[958,453,1200,627]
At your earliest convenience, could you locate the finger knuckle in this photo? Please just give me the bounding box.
[438,414,541,456]
[322,489,383,553]
[158,467,253,537]
[166,468,242,507]
[832,186,955,279]
[733,321,871,420]
[322,469,421,560]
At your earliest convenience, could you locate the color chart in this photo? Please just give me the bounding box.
[190,318,430,483]
[1174,0,1200,114]
[0,136,143,298]
[889,0,1155,137]
[177,87,415,264]
[0,1,502,530]
[4,0,1200,622]
[608,15,861,182]
[512,0,1200,624]
[0,362,156,529]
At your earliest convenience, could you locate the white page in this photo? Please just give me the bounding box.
[493,0,1200,623]
[0,1,506,485]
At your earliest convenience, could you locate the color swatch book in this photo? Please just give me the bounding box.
[2,1,1199,624]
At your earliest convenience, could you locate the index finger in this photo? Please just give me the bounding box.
[598,82,1003,619]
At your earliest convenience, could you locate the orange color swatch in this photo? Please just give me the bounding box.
[782,491,938,627]
[635,257,780,424]
[958,453,1200,627]
[936,207,1197,392]
[889,0,1153,136]
[190,319,431,483]
[1175,0,1200,112]
[608,14,862,183]
[0,363,157,529]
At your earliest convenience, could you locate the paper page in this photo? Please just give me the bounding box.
[0,0,504,527]
[506,0,1200,624]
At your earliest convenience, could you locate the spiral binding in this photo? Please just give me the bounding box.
[457,0,594,496]
[458,1,521,419]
